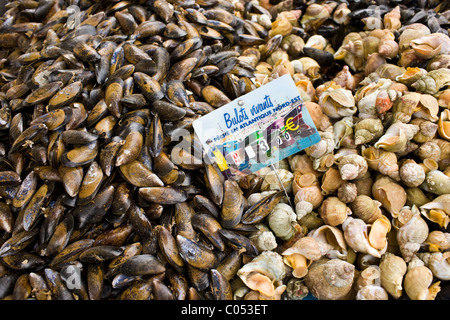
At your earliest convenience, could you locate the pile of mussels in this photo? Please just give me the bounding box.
[0,0,448,300]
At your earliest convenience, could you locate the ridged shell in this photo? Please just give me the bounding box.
[304,258,355,300]
[399,159,426,187]
[282,236,322,278]
[351,195,383,224]
[379,252,407,299]
[374,122,419,152]
[354,118,384,145]
[318,87,357,119]
[294,184,324,209]
[318,197,351,227]
[397,212,429,262]
[337,154,368,181]
[417,252,450,281]
[236,251,286,297]
[267,203,298,241]
[362,146,400,181]
[404,265,440,300]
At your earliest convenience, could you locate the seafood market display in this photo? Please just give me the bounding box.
[0,0,448,300]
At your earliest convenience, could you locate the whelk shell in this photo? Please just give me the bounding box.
[420,194,450,228]
[425,231,450,252]
[372,175,407,217]
[318,197,351,227]
[267,203,299,241]
[304,258,355,300]
[282,236,322,278]
[438,109,450,141]
[379,252,407,299]
[336,154,368,181]
[236,251,286,298]
[374,122,419,153]
[404,264,441,300]
[351,195,383,224]
[362,146,400,181]
[397,210,429,262]
[399,159,426,188]
[417,252,450,281]
[342,216,388,258]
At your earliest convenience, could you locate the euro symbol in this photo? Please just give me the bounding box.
[285,117,299,131]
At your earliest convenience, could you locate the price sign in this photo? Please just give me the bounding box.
[193,75,321,179]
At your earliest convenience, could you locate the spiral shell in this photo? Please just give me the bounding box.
[383,5,401,30]
[417,252,450,281]
[372,175,407,217]
[305,35,328,51]
[416,141,441,162]
[420,194,450,228]
[295,201,314,220]
[294,178,323,207]
[333,116,354,149]
[392,91,421,123]
[318,85,357,119]
[399,159,426,187]
[288,154,320,177]
[305,131,335,159]
[355,266,389,300]
[396,67,427,86]
[236,251,286,297]
[421,170,450,195]
[411,68,450,95]
[333,2,351,25]
[249,224,278,252]
[337,182,357,204]
[351,195,383,224]
[282,236,322,278]
[379,252,407,299]
[320,167,344,196]
[374,122,419,152]
[308,225,348,260]
[354,118,384,145]
[362,146,400,181]
[261,169,294,194]
[304,101,332,131]
[337,154,368,181]
[378,31,399,59]
[342,216,388,258]
[292,172,318,196]
[269,16,293,38]
[425,231,450,252]
[292,57,321,80]
[412,94,440,122]
[404,264,441,300]
[318,197,351,227]
[397,211,429,262]
[304,258,355,300]
[437,88,450,108]
[410,33,450,60]
[410,118,439,144]
[267,203,299,241]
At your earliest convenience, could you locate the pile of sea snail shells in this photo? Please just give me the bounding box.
[0,0,448,300]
